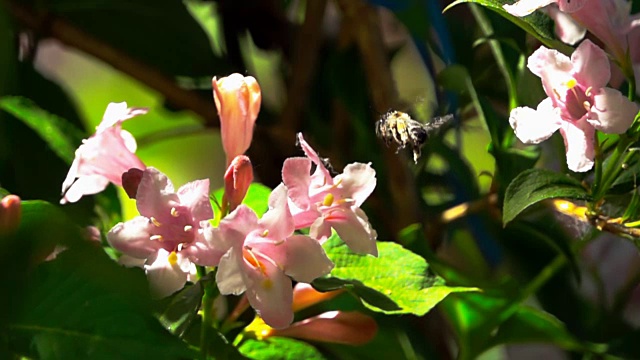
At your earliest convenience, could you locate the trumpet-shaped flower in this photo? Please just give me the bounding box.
[107,167,221,298]
[61,102,147,204]
[282,133,378,256]
[509,40,639,172]
[212,73,261,165]
[213,184,334,329]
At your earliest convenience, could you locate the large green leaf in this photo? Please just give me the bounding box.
[0,96,83,164]
[503,168,590,225]
[239,337,325,360]
[313,234,478,316]
[444,0,572,55]
[3,201,195,359]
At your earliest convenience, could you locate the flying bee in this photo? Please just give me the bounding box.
[375,110,454,164]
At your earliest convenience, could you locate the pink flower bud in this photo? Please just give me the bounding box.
[212,74,261,165]
[122,168,145,199]
[268,311,378,345]
[223,155,254,212]
[0,195,21,236]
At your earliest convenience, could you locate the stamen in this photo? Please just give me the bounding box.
[167,251,178,266]
[244,247,267,275]
[585,86,593,96]
[553,88,561,99]
[583,101,591,111]
[566,78,577,88]
[184,225,193,232]
[261,229,269,237]
[151,217,162,227]
[323,193,334,206]
[171,207,179,217]
[150,234,163,241]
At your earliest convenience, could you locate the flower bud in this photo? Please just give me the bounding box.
[268,311,378,345]
[0,195,21,236]
[223,155,254,212]
[292,283,343,312]
[122,168,145,199]
[212,74,261,165]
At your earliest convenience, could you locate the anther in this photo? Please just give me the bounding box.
[151,217,162,227]
[171,207,179,217]
[150,234,163,241]
[184,225,193,232]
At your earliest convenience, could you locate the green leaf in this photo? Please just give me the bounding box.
[487,306,596,351]
[503,168,590,225]
[0,96,83,164]
[3,201,195,359]
[313,235,478,316]
[212,183,272,218]
[239,337,325,360]
[443,0,572,55]
[241,183,272,218]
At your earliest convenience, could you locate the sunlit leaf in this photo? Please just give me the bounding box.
[313,234,478,315]
[212,183,271,218]
[239,337,325,360]
[503,169,590,225]
[0,96,82,164]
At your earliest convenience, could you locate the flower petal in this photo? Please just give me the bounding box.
[282,157,313,210]
[509,99,562,144]
[587,87,639,134]
[60,175,110,204]
[336,163,376,207]
[219,205,260,239]
[296,133,332,181]
[546,5,586,45]
[145,249,190,298]
[527,46,572,100]
[177,178,213,222]
[96,102,148,133]
[260,184,294,240]
[107,217,163,258]
[136,168,179,219]
[559,118,595,172]
[328,207,378,256]
[216,247,247,295]
[503,0,555,17]
[280,235,334,283]
[571,39,610,89]
[243,259,294,329]
[182,222,227,266]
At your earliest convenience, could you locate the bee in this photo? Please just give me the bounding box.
[375,110,454,164]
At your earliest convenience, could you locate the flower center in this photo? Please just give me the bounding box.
[559,78,592,120]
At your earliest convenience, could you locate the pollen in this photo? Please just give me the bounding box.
[167,251,178,266]
[171,207,179,217]
[151,217,162,227]
[261,229,269,237]
[566,78,577,88]
[323,193,334,206]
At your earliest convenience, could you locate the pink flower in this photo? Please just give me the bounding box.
[282,133,378,256]
[212,74,262,165]
[60,102,147,204]
[509,40,639,172]
[223,155,254,213]
[504,0,637,62]
[213,184,334,329]
[107,167,221,298]
[544,5,586,45]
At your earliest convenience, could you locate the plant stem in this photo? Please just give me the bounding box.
[594,136,632,201]
[200,268,219,360]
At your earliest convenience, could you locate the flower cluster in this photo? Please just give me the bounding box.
[60,74,378,329]
[503,0,640,172]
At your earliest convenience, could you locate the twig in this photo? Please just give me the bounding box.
[6,1,218,126]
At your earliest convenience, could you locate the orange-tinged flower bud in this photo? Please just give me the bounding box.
[292,283,343,312]
[212,74,261,165]
[0,195,21,236]
[268,311,378,346]
[223,155,254,212]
